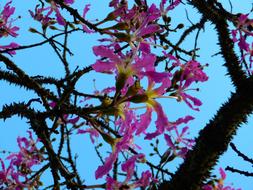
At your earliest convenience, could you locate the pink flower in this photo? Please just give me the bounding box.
[29,6,52,27]
[0,1,19,38]
[231,14,253,73]
[179,60,209,88]
[95,132,134,179]
[29,1,74,26]
[105,154,152,190]
[129,77,171,139]
[236,14,253,36]
[92,44,158,85]
[134,170,153,188]
[127,4,161,43]
[97,2,161,44]
[160,0,182,16]
[0,132,43,189]
[95,109,139,179]
[164,126,195,158]
[0,42,19,54]
[7,131,43,171]
[167,55,208,110]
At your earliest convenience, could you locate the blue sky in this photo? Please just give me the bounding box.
[1,0,253,189]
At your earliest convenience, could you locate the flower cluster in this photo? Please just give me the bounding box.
[29,0,74,31]
[106,154,154,190]
[0,131,43,190]
[232,14,253,74]
[75,0,208,187]
[0,0,244,189]
[0,1,19,54]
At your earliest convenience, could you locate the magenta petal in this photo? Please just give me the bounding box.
[174,115,194,125]
[101,87,116,94]
[181,92,202,111]
[81,4,94,33]
[121,154,144,181]
[231,30,238,42]
[67,116,79,124]
[164,134,176,149]
[93,46,119,62]
[55,9,65,25]
[0,42,19,55]
[145,130,161,140]
[144,71,170,83]
[138,24,160,37]
[95,152,117,179]
[92,60,116,73]
[238,37,250,51]
[154,102,169,132]
[139,42,151,54]
[166,0,181,11]
[135,108,152,135]
[144,102,169,140]
[135,54,156,72]
[238,14,248,23]
[83,4,90,17]
[153,78,171,95]
[2,1,15,19]
[0,159,5,171]
[219,167,226,180]
[181,126,189,136]
[177,147,188,158]
[134,170,152,188]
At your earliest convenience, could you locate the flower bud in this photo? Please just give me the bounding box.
[29,28,39,33]
[100,132,115,146]
[116,73,128,92]
[113,32,131,42]
[177,23,184,29]
[101,96,113,106]
[128,94,149,103]
[125,80,141,96]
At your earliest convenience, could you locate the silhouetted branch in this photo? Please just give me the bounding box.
[226,166,253,177]
[160,81,253,189]
[230,142,253,164]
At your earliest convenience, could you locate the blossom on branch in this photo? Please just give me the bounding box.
[0,1,19,54]
[0,1,19,38]
[0,131,43,189]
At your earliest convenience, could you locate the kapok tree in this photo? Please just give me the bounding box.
[0,0,253,190]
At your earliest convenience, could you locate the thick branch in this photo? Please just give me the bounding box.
[188,0,247,89]
[0,54,58,105]
[159,79,253,190]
